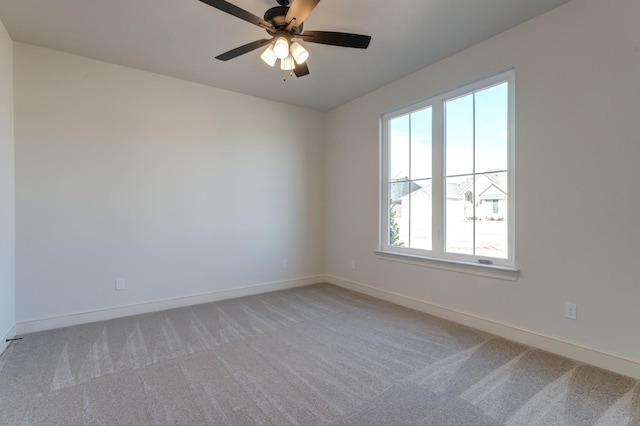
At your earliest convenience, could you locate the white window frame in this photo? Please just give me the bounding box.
[378,70,517,279]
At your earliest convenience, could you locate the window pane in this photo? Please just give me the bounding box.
[410,179,432,250]
[389,114,410,180]
[476,83,508,173]
[445,175,474,255]
[383,72,513,265]
[389,182,409,247]
[410,107,432,180]
[475,172,508,259]
[445,94,474,176]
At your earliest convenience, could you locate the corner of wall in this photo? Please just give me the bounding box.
[0,17,16,357]
[0,323,16,356]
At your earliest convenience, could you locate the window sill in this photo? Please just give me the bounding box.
[374,250,519,282]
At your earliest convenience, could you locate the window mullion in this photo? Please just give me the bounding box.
[408,114,412,248]
[382,118,391,249]
[432,99,444,257]
[472,92,476,257]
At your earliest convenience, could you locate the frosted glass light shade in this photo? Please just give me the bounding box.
[260,44,277,67]
[290,42,309,64]
[273,36,290,59]
[280,55,295,70]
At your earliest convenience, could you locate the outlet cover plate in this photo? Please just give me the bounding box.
[564,302,577,320]
[115,278,126,290]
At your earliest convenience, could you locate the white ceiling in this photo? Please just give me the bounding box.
[0,0,572,111]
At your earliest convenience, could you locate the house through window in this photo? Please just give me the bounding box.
[381,70,514,267]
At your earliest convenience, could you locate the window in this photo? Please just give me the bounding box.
[381,70,514,268]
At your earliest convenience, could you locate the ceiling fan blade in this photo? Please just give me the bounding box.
[298,31,371,49]
[285,0,321,30]
[294,62,310,77]
[215,38,273,61]
[199,0,274,31]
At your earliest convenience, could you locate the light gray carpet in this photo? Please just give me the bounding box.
[0,283,638,425]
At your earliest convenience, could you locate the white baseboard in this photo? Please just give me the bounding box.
[0,322,16,356]
[326,275,640,379]
[16,275,323,335]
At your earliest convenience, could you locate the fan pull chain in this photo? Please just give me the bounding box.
[282,70,294,82]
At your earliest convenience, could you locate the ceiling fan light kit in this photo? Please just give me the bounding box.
[280,55,295,70]
[199,0,372,78]
[290,42,309,64]
[273,36,290,59]
[260,44,278,67]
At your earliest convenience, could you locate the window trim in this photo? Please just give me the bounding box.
[374,250,519,281]
[379,70,516,273]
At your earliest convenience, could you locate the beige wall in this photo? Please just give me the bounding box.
[0,17,15,351]
[326,0,640,365]
[14,44,325,324]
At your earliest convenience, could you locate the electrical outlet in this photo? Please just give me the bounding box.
[282,259,288,269]
[564,302,577,320]
[115,278,126,291]
[350,260,356,270]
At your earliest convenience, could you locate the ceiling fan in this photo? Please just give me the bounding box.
[199,0,372,77]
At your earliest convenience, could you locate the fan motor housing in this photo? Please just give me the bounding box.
[264,6,303,34]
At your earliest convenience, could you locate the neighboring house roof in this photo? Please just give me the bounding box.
[394,172,508,203]
[456,172,507,200]
[390,179,423,201]
[446,181,464,200]
[478,184,507,201]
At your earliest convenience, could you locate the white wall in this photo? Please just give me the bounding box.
[326,0,640,371]
[14,44,325,325]
[0,18,15,353]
